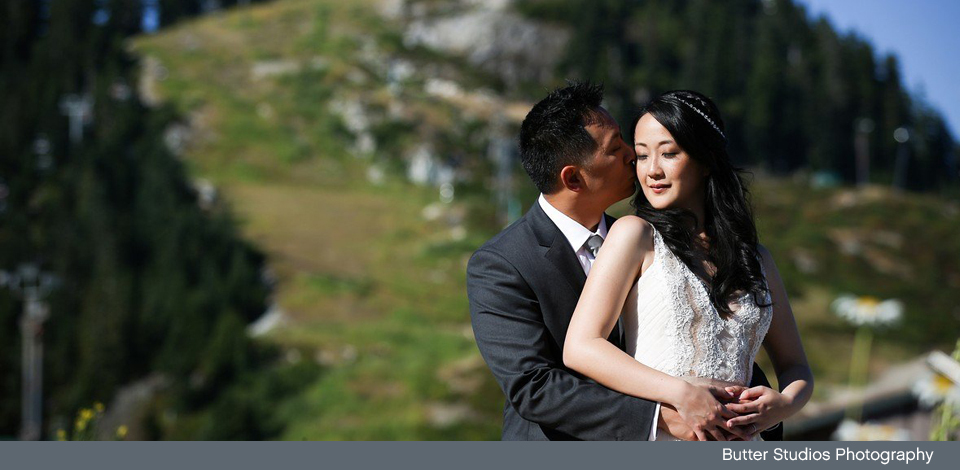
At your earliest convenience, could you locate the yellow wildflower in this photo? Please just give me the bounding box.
[94,402,104,413]
[57,429,66,441]
[116,425,128,439]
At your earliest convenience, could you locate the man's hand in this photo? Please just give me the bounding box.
[659,379,756,441]
[657,385,753,441]
[659,402,753,441]
[658,404,696,441]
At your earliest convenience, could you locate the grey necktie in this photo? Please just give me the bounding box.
[585,234,604,258]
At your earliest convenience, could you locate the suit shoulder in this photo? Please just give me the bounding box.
[467,218,538,289]
[472,216,533,257]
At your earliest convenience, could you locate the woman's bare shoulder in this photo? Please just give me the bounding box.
[607,215,655,248]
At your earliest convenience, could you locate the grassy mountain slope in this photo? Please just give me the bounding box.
[130,0,958,439]
[132,0,504,439]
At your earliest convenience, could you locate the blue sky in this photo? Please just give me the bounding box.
[795,0,960,139]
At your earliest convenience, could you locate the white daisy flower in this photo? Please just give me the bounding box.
[913,371,960,408]
[831,295,903,327]
[833,419,911,441]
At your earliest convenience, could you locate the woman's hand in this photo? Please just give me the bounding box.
[723,386,795,439]
[673,382,745,441]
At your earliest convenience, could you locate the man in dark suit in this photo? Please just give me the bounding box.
[466,82,782,441]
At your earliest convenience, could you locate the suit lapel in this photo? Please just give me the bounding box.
[529,202,586,293]
[544,237,587,293]
[528,202,624,349]
[542,211,617,294]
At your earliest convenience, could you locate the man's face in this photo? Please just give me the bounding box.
[581,107,638,207]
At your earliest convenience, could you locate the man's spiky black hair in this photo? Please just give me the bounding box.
[519,81,605,194]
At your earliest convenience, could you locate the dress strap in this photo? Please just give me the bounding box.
[649,223,669,259]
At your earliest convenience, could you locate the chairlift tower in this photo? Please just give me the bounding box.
[892,127,911,190]
[59,94,93,145]
[0,264,58,441]
[489,115,520,226]
[854,118,874,187]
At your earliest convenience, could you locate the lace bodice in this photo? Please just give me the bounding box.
[622,226,773,388]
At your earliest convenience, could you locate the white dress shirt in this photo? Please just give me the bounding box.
[538,195,661,440]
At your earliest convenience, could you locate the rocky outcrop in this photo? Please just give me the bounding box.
[390,0,568,88]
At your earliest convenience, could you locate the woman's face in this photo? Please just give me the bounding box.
[633,113,709,211]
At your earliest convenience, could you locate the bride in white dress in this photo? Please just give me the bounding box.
[564,91,813,441]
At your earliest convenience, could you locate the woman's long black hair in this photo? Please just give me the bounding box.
[630,90,770,317]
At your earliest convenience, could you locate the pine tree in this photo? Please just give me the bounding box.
[0,0,271,438]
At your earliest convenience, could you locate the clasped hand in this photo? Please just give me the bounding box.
[721,384,791,439]
[661,378,787,441]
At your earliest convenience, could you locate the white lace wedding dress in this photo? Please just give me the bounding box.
[621,227,773,441]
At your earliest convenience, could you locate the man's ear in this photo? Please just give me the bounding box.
[559,165,583,192]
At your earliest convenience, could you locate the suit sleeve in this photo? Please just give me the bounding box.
[467,248,657,440]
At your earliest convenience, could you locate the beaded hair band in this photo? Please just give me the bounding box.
[675,97,726,140]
